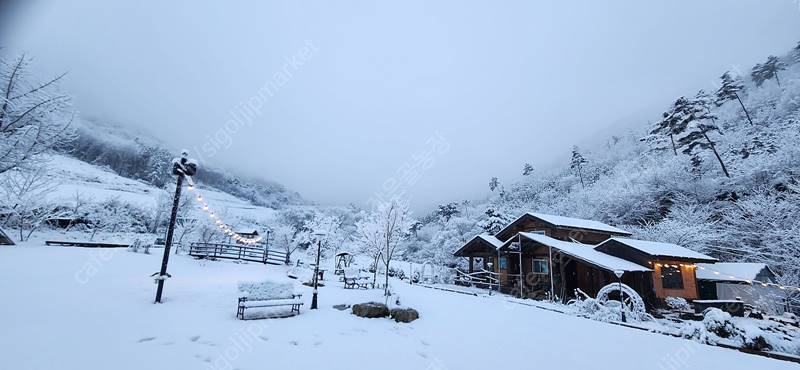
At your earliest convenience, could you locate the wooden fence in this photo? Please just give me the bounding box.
[188,242,288,265]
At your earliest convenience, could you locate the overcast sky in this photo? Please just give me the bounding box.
[2,1,799,211]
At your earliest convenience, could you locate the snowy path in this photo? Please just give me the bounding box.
[0,246,793,370]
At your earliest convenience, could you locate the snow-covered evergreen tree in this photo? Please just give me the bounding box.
[715,71,754,125]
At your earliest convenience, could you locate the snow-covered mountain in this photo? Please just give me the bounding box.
[62,117,307,209]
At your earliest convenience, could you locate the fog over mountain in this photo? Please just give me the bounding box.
[3,0,799,210]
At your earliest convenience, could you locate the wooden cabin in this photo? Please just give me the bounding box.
[454,212,637,298]
[594,238,717,303]
[497,232,652,300]
[455,213,720,308]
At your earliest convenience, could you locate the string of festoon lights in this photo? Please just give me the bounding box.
[183,176,263,245]
[653,261,800,292]
[696,264,800,292]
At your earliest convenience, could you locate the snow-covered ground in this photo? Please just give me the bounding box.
[0,244,794,370]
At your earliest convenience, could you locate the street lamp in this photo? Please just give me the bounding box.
[613,269,626,323]
[154,151,197,304]
[311,231,326,310]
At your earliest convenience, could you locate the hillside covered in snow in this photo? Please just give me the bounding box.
[401,43,800,289]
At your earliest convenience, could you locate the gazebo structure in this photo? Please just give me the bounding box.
[334,251,352,276]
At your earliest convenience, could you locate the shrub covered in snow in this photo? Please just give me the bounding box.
[664,296,691,311]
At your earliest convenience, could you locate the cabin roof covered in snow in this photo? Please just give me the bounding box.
[512,232,651,273]
[477,234,504,248]
[696,262,775,283]
[600,238,717,262]
[527,212,631,235]
[452,234,505,256]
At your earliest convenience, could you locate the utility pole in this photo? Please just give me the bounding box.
[154,151,197,304]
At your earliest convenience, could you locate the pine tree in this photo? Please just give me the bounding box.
[480,207,507,234]
[522,163,534,176]
[750,63,766,87]
[489,177,499,192]
[678,99,730,178]
[760,55,787,87]
[715,71,753,125]
[650,97,694,155]
[794,41,800,63]
[570,147,588,188]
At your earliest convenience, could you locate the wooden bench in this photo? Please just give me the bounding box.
[237,281,303,320]
[343,269,372,289]
[46,240,130,248]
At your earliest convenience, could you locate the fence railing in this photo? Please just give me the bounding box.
[189,242,288,265]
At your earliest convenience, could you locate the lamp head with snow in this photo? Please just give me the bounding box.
[172,151,198,177]
[613,270,624,279]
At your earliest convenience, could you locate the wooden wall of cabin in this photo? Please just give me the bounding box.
[652,260,698,300]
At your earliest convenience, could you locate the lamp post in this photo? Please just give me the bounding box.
[311,231,326,310]
[613,269,626,323]
[154,151,197,304]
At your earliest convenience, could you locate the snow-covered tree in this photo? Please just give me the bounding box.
[0,163,65,240]
[650,97,694,155]
[522,162,534,176]
[271,223,300,264]
[715,71,753,125]
[570,147,588,188]
[0,54,75,175]
[489,177,499,192]
[479,207,507,234]
[752,55,787,87]
[435,202,460,223]
[677,97,730,177]
[357,199,413,298]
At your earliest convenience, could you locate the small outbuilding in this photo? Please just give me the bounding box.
[0,227,14,245]
[696,262,786,314]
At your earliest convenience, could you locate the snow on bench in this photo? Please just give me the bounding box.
[237,281,303,319]
[342,268,372,289]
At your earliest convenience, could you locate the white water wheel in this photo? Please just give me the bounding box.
[596,283,647,315]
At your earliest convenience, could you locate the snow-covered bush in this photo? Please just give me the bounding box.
[702,308,736,338]
[665,296,691,311]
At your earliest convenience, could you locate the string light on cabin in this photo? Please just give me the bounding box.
[184,177,263,245]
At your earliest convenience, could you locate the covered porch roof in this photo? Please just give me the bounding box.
[500,232,652,273]
[453,234,504,257]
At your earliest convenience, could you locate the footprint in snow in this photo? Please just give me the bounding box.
[189,335,201,342]
[137,337,156,343]
[289,340,299,346]
[258,336,269,342]
[313,341,322,346]
[417,352,428,359]
[420,340,430,346]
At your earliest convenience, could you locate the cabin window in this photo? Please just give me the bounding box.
[532,259,549,274]
[661,265,684,289]
[499,257,508,269]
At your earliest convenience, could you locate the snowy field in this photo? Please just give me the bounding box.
[0,244,794,370]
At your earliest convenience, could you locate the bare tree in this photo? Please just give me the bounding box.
[0,163,65,240]
[358,199,413,298]
[0,54,75,174]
